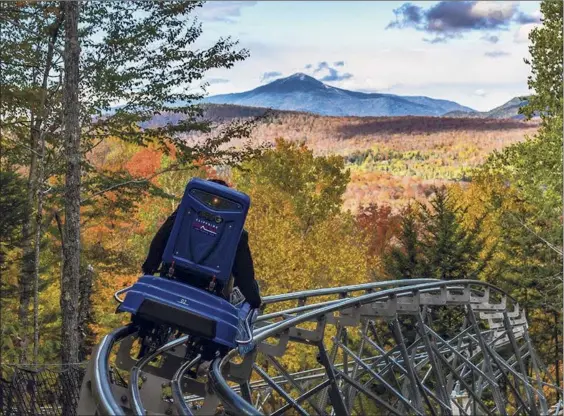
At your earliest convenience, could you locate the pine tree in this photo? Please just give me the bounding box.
[384,205,422,280]
[385,187,490,282]
[419,186,490,281]
[478,0,562,373]
[385,187,492,339]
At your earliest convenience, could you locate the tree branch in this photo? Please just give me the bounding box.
[0,13,65,57]
[510,212,563,257]
[80,163,193,204]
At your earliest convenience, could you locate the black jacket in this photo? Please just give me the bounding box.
[142,210,261,308]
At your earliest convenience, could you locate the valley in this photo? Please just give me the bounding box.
[180,104,539,212]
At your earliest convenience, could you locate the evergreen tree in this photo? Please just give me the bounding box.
[385,187,492,339]
[385,187,491,282]
[419,186,490,281]
[478,0,562,372]
[384,205,422,280]
[0,171,28,308]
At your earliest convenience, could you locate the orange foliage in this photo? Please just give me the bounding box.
[343,171,453,213]
[125,148,162,177]
[172,105,537,211]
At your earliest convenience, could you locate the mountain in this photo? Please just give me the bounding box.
[444,97,530,120]
[202,73,475,117]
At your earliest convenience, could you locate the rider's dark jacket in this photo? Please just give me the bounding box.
[141,209,261,308]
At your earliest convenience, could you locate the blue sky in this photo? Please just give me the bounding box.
[194,1,542,111]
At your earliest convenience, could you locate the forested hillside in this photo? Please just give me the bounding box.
[170,106,539,211]
[149,104,538,210]
[0,0,561,396]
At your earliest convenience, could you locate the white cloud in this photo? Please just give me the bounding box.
[514,23,540,43]
[470,2,518,20]
[197,1,257,23]
[474,89,487,97]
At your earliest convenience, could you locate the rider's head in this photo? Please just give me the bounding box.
[208,178,229,187]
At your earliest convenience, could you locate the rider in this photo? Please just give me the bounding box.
[141,178,262,309]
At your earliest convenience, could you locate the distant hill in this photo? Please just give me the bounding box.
[202,73,475,117]
[444,97,531,119]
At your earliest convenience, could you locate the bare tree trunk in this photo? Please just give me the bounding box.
[18,11,63,364]
[18,31,40,362]
[32,182,43,365]
[61,0,81,366]
[78,265,95,361]
[31,12,64,366]
[18,122,38,364]
[60,2,81,414]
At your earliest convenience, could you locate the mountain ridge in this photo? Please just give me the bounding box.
[444,96,531,120]
[202,73,475,117]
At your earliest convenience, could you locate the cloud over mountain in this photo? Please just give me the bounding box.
[309,61,353,82]
[261,71,283,82]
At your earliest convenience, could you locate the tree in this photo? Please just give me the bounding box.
[355,203,401,274]
[419,187,490,281]
[0,171,29,357]
[521,0,563,121]
[236,138,350,236]
[1,1,255,363]
[233,139,369,296]
[475,0,563,382]
[384,205,422,280]
[383,187,493,340]
[385,187,491,281]
[0,171,28,270]
[60,0,81,368]
[1,1,65,362]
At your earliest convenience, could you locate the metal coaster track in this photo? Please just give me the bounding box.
[77,279,563,415]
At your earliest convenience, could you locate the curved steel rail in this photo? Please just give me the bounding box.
[92,325,136,416]
[210,279,558,416]
[208,358,262,416]
[260,278,440,305]
[129,335,190,415]
[253,280,514,341]
[81,279,561,416]
[171,354,201,416]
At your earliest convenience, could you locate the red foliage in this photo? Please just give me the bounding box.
[356,203,402,258]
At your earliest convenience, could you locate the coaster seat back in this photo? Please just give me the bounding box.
[162,177,250,285]
[117,178,251,348]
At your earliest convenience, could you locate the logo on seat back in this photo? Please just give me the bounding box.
[192,218,218,236]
